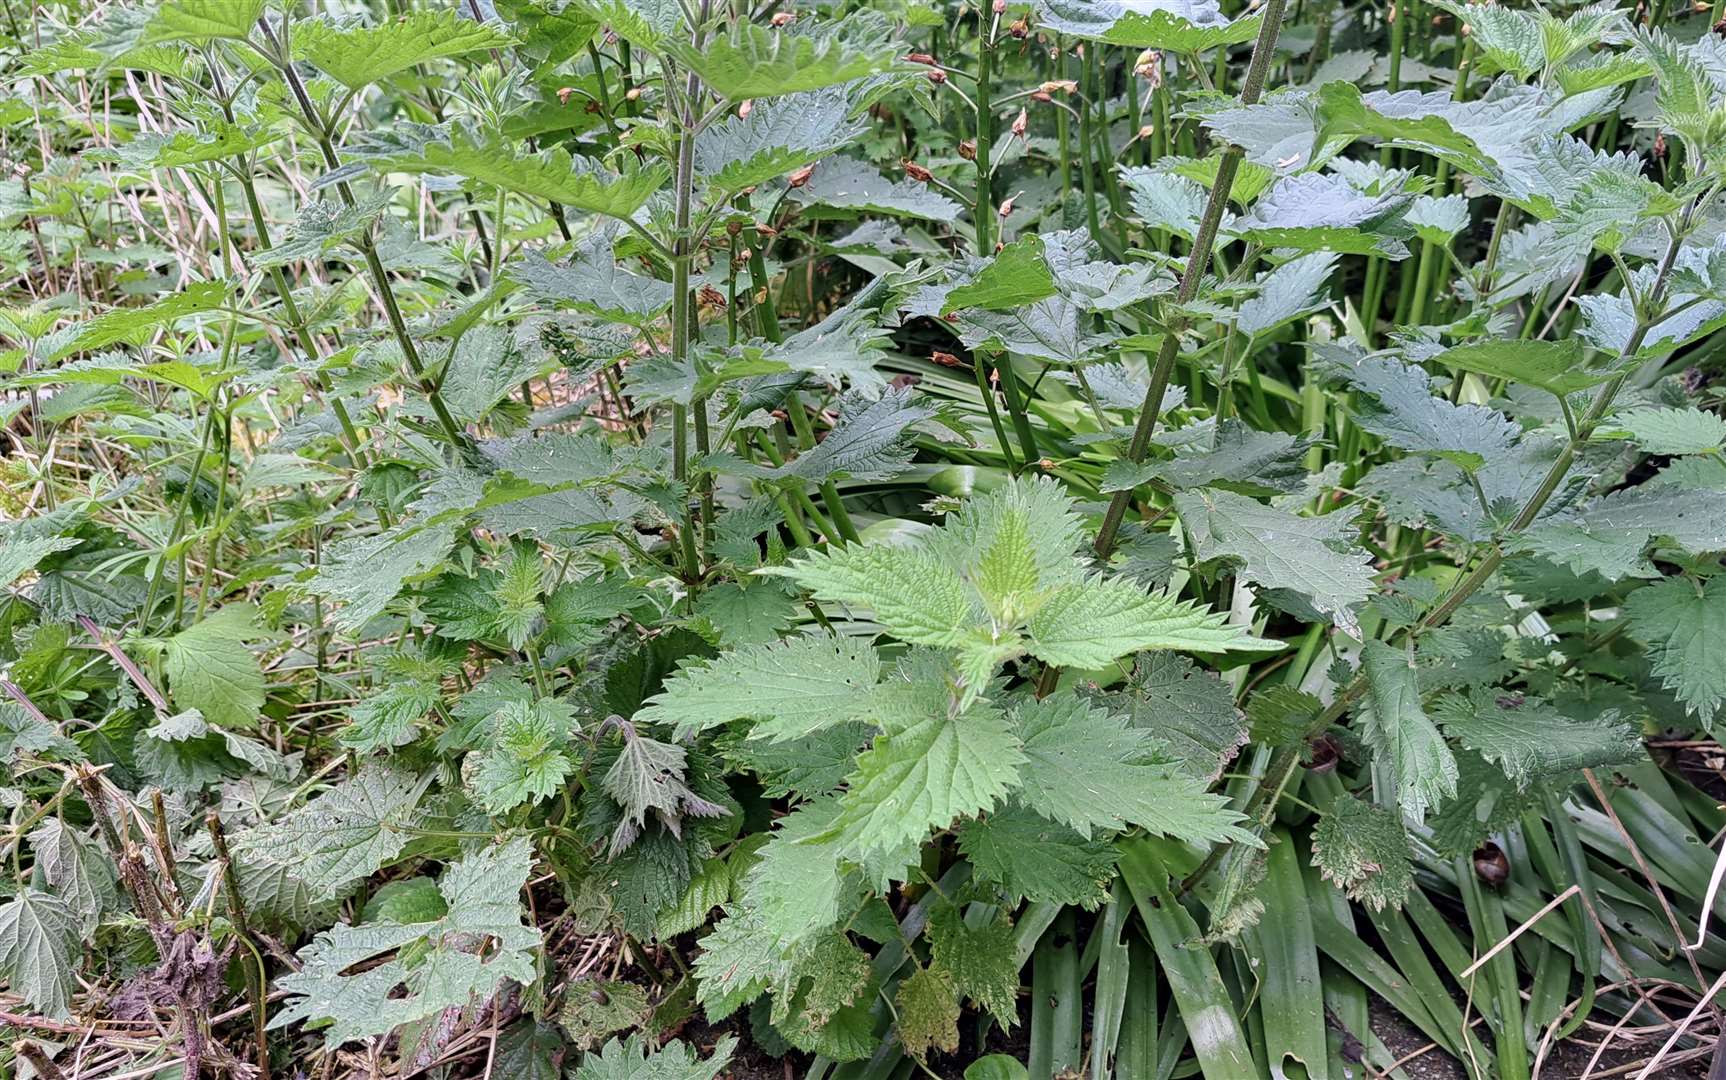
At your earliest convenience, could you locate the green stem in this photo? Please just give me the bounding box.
[1092,0,1289,560]
[974,11,995,252]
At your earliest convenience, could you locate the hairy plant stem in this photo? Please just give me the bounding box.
[1092,0,1290,560]
[974,8,995,253]
[255,17,469,454]
[1181,197,1707,895]
[668,6,710,591]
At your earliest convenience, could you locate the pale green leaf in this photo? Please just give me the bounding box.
[292,11,515,90]
[1360,640,1458,820]
[640,634,882,742]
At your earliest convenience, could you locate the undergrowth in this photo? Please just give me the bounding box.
[6,0,1726,1078]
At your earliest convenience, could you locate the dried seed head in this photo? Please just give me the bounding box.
[625,86,643,102]
[927,68,948,85]
[905,52,937,66]
[738,99,753,119]
[931,350,964,368]
[1009,16,1029,37]
[556,86,575,104]
[958,139,977,161]
[1010,108,1027,139]
[1040,79,1078,95]
[1138,123,1155,140]
[697,285,727,309]
[902,160,934,182]
[788,163,816,188]
[1037,458,1054,471]
[992,0,1006,12]
[755,223,778,238]
[997,193,1017,218]
[1134,48,1163,83]
[1032,90,1052,103]
[770,11,795,26]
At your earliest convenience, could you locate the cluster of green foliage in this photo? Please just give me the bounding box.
[7,0,1726,1077]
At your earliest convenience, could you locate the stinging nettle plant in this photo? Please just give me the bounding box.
[8,0,1726,1076]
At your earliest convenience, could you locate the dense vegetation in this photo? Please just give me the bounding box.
[7,0,1726,1076]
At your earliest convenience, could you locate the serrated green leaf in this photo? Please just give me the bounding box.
[48,281,229,361]
[238,765,433,894]
[292,11,515,90]
[641,633,882,742]
[571,1034,737,1080]
[927,906,1019,1030]
[957,805,1115,909]
[1360,640,1458,820]
[1036,0,1262,52]
[1026,575,1279,666]
[1311,794,1413,912]
[1321,348,1520,469]
[0,890,79,1018]
[1431,689,1644,785]
[164,605,268,730]
[1095,652,1249,783]
[512,236,673,327]
[826,699,1024,860]
[145,0,265,42]
[895,963,961,1060]
[1626,577,1726,722]
[1012,694,1253,845]
[694,88,866,194]
[472,699,576,815]
[361,123,667,218]
[942,234,1058,314]
[669,15,899,100]
[790,157,963,220]
[273,837,539,1048]
[310,522,454,632]
[1433,338,1613,397]
[1175,488,1374,638]
[1603,407,1726,456]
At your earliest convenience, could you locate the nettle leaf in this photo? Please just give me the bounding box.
[957,805,1116,909]
[942,234,1058,314]
[1404,193,1470,246]
[113,121,276,171]
[291,10,515,90]
[1320,348,1520,470]
[252,195,394,269]
[0,889,80,1018]
[1025,577,1278,667]
[694,88,866,195]
[472,699,576,816]
[669,15,899,99]
[1431,689,1644,786]
[1516,484,1726,581]
[163,604,269,730]
[512,236,673,327]
[1043,229,1178,312]
[1626,577,1726,723]
[927,905,1019,1030]
[273,837,539,1048]
[1175,488,1374,638]
[825,696,1024,861]
[145,0,265,42]
[1602,407,1726,456]
[27,819,116,934]
[1120,167,1213,240]
[1230,173,1412,258]
[1631,29,1726,171]
[47,281,229,361]
[1235,252,1338,338]
[1431,0,1542,79]
[0,533,81,590]
[770,386,941,485]
[1310,795,1413,912]
[895,963,961,1060]
[1036,0,1262,52]
[603,723,729,855]
[791,157,964,220]
[1012,694,1253,845]
[359,123,667,218]
[1360,640,1458,821]
[572,1034,736,1080]
[1094,652,1249,784]
[1145,418,1314,497]
[1432,338,1614,397]
[567,0,684,51]
[239,765,433,895]
[310,522,454,632]
[641,634,882,742]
